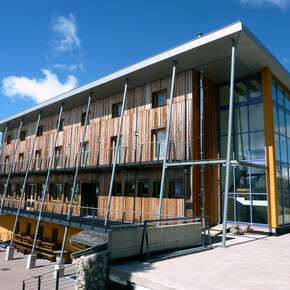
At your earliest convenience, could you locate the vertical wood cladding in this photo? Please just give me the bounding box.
[0,69,219,223]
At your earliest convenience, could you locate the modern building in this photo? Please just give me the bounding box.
[0,21,289,266]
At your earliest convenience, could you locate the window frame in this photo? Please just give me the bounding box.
[138,182,150,197]
[20,131,26,141]
[152,89,167,108]
[112,102,122,118]
[50,183,63,202]
[81,111,90,126]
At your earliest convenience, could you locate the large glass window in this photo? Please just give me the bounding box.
[219,76,267,225]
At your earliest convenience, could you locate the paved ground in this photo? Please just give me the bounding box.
[0,249,56,290]
[110,232,290,290]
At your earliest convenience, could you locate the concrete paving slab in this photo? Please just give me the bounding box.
[0,249,56,290]
[110,233,290,290]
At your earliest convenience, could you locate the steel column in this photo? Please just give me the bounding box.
[105,79,129,227]
[59,93,92,265]
[158,61,177,220]
[222,40,236,247]
[0,124,9,162]
[10,111,42,247]
[200,71,205,219]
[0,119,23,215]
[31,103,64,255]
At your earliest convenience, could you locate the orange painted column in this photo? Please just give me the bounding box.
[262,67,278,229]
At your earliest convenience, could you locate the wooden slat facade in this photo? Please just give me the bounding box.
[0,69,219,224]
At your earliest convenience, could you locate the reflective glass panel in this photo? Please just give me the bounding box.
[276,166,282,194]
[275,133,280,161]
[249,79,261,98]
[219,85,230,107]
[235,166,250,193]
[286,92,290,111]
[221,194,235,221]
[282,166,289,194]
[278,85,284,106]
[236,194,251,222]
[252,194,268,224]
[272,81,277,102]
[234,106,248,133]
[278,194,284,225]
[234,82,247,103]
[249,103,264,131]
[287,113,290,138]
[221,166,234,193]
[235,133,249,160]
[273,106,279,133]
[283,194,290,224]
[279,109,286,136]
[220,136,233,159]
[280,136,287,163]
[251,168,267,193]
[220,110,229,135]
[250,131,265,159]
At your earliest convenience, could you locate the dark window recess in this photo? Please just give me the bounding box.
[7,135,11,145]
[20,131,26,141]
[113,182,122,196]
[50,183,62,201]
[112,103,122,118]
[26,223,31,235]
[16,222,20,234]
[56,119,64,131]
[169,182,183,198]
[81,112,90,126]
[37,125,43,137]
[153,182,161,197]
[152,90,167,107]
[125,183,135,196]
[38,226,44,238]
[138,182,149,197]
[52,228,58,242]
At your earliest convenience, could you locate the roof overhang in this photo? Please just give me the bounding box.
[0,21,289,131]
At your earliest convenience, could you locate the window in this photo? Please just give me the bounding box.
[125,182,135,196]
[20,131,26,141]
[152,129,166,158]
[113,182,122,196]
[35,150,41,170]
[0,184,4,196]
[16,184,22,199]
[153,182,161,197]
[4,156,9,173]
[7,135,11,145]
[138,182,149,197]
[55,147,62,168]
[81,143,89,166]
[37,184,47,200]
[112,103,122,118]
[152,90,167,107]
[16,222,20,234]
[111,136,122,162]
[8,184,15,198]
[81,112,90,126]
[38,226,44,238]
[64,183,79,202]
[18,153,24,171]
[37,125,43,137]
[56,119,64,131]
[50,183,62,201]
[169,182,183,198]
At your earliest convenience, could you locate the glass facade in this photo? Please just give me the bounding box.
[272,80,290,225]
[219,76,268,225]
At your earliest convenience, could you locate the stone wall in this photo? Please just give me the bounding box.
[75,251,108,290]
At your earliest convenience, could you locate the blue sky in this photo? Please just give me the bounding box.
[0,0,289,121]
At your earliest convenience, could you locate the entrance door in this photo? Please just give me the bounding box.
[26,184,36,209]
[81,183,99,216]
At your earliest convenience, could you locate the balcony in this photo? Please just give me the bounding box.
[0,140,191,175]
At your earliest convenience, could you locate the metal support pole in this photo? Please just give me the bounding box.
[10,112,42,247]
[200,71,205,222]
[222,41,236,247]
[0,124,9,162]
[0,119,23,215]
[59,93,92,266]
[105,79,129,227]
[158,61,177,220]
[31,103,64,255]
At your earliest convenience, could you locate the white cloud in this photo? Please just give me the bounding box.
[281,57,289,65]
[52,62,85,72]
[239,0,290,9]
[2,69,78,104]
[51,13,81,52]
